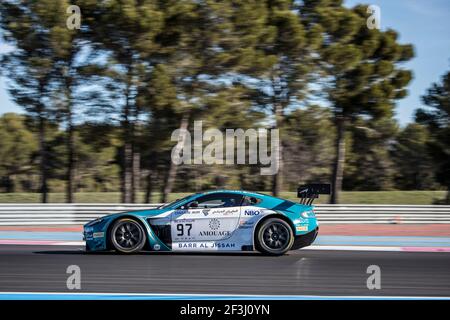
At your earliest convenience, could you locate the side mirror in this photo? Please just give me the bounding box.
[188,201,199,208]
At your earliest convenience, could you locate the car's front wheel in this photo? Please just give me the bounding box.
[255,218,294,255]
[110,218,146,253]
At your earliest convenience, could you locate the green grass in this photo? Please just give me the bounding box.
[0,190,446,204]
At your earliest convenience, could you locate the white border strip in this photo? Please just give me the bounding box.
[0,291,450,300]
[1,240,450,253]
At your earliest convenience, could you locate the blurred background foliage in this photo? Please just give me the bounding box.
[0,0,448,203]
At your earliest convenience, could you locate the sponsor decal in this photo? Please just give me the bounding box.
[174,210,187,215]
[199,230,231,237]
[212,242,235,248]
[295,218,308,225]
[209,218,221,230]
[296,226,308,232]
[93,232,104,238]
[177,242,236,249]
[202,209,211,216]
[178,242,198,249]
[244,209,260,216]
[176,218,195,223]
[213,208,240,216]
[153,244,161,251]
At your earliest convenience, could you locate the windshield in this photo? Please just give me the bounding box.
[158,194,198,209]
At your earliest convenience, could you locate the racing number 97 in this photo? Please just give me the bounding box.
[176,223,192,236]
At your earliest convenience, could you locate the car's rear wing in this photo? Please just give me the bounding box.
[297,184,332,205]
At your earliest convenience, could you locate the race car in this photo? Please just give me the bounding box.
[83,184,330,255]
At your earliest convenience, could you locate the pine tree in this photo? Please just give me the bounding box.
[153,0,275,201]
[235,0,322,196]
[77,0,164,202]
[416,69,450,203]
[303,1,414,203]
[0,0,59,202]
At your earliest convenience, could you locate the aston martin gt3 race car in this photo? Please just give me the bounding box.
[83,184,330,255]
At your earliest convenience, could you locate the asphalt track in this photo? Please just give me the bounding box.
[0,245,449,297]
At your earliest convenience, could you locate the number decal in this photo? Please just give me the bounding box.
[176,224,183,236]
[186,223,192,235]
[176,223,192,236]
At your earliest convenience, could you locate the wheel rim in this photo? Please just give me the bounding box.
[261,222,290,251]
[112,220,143,251]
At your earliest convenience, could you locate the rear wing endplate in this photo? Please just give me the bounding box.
[297,184,332,205]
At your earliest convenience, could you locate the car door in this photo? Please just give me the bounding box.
[171,192,243,244]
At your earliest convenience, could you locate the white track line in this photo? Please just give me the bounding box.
[305,245,403,252]
[1,240,449,253]
[0,291,449,300]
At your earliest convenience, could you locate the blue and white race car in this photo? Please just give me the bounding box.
[83,184,330,255]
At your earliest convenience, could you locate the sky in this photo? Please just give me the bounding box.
[0,0,449,126]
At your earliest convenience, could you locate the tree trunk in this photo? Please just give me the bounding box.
[65,75,75,203]
[272,103,283,197]
[38,114,48,203]
[131,151,140,202]
[122,141,133,203]
[131,89,142,203]
[272,144,283,197]
[66,113,75,203]
[121,78,133,203]
[330,116,346,204]
[145,170,154,203]
[5,175,13,193]
[161,113,189,203]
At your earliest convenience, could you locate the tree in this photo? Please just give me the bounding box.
[153,0,274,201]
[0,0,59,202]
[75,123,121,193]
[78,0,164,203]
[235,0,322,196]
[345,117,397,190]
[47,0,83,203]
[283,105,335,189]
[303,1,414,203]
[391,123,437,190]
[140,63,180,202]
[1,0,87,202]
[182,85,267,193]
[416,69,450,203]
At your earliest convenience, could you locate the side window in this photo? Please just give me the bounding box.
[242,196,262,206]
[186,193,244,209]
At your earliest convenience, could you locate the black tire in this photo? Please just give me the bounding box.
[255,218,294,255]
[110,218,146,253]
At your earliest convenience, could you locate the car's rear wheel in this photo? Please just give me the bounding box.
[255,218,294,255]
[110,218,146,253]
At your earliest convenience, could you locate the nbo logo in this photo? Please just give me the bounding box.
[244,210,260,216]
